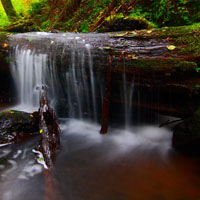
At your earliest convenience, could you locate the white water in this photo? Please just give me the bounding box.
[9,33,106,121]
[10,47,47,110]
[61,119,172,156]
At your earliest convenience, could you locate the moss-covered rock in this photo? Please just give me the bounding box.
[112,57,198,78]
[113,24,200,57]
[0,110,39,144]
[128,58,197,73]
[106,14,154,32]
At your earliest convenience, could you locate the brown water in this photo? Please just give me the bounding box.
[0,119,200,200]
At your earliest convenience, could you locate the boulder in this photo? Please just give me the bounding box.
[172,108,200,152]
[0,110,39,144]
[108,18,149,32]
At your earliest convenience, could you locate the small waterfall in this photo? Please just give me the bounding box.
[9,33,104,121]
[8,32,139,127]
[122,57,135,128]
[10,46,48,108]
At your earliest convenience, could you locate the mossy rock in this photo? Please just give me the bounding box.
[113,57,198,76]
[0,110,39,144]
[116,24,200,57]
[106,14,154,32]
[129,58,197,72]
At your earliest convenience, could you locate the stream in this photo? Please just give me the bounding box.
[0,32,200,200]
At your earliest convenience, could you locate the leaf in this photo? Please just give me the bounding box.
[127,54,138,59]
[114,33,126,37]
[147,30,152,34]
[30,114,34,117]
[130,31,137,35]
[3,43,8,48]
[103,47,112,50]
[40,129,43,134]
[29,37,33,42]
[167,45,176,50]
[195,67,200,72]
[131,55,138,59]
[38,157,44,161]
[10,111,14,114]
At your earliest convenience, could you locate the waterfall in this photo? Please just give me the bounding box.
[122,56,135,128]
[10,46,48,108]
[9,32,136,126]
[9,33,103,121]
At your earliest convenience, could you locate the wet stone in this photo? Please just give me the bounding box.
[172,116,200,153]
[107,18,148,32]
[0,110,39,144]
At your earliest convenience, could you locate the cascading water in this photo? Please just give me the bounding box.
[121,56,135,127]
[9,33,106,122]
[3,32,197,200]
[9,32,137,126]
[10,46,48,109]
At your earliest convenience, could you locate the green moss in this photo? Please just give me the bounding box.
[105,13,124,22]
[0,110,32,121]
[128,57,197,72]
[115,24,200,57]
[105,12,155,30]
[0,32,9,40]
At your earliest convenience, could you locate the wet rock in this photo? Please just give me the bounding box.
[172,109,200,152]
[49,29,60,33]
[0,110,39,144]
[0,33,16,105]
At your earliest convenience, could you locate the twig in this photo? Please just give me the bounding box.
[159,119,184,127]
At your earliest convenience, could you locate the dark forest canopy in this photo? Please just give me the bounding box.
[0,0,200,32]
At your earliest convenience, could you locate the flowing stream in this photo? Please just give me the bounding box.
[0,32,200,200]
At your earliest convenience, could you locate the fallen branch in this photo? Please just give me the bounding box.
[159,119,184,127]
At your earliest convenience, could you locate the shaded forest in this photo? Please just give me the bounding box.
[0,0,200,32]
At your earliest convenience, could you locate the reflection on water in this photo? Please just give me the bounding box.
[1,119,200,200]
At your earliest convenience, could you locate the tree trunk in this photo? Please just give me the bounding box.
[51,0,82,28]
[1,0,18,21]
[71,0,82,12]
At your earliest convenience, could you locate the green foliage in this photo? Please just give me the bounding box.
[105,13,124,22]
[195,68,200,73]
[80,21,89,33]
[186,0,200,23]
[0,0,199,32]
[0,0,39,28]
[135,0,191,27]
[28,0,46,15]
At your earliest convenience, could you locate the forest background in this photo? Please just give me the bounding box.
[0,0,199,33]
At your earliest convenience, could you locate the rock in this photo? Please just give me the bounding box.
[49,29,60,33]
[172,108,200,152]
[107,17,149,32]
[0,110,39,144]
